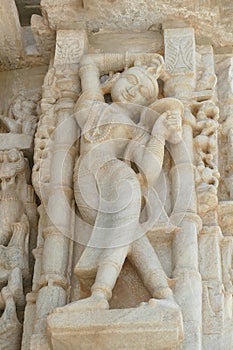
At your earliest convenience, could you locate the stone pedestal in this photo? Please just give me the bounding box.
[47,301,183,350]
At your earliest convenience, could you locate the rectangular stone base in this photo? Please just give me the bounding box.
[0,133,33,151]
[47,301,183,350]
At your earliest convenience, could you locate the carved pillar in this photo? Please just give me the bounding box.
[163,25,202,350]
[216,57,233,349]
[28,30,87,349]
[199,227,224,349]
[216,57,233,200]
[194,48,225,347]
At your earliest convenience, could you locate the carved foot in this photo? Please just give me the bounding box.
[140,297,179,310]
[148,297,180,310]
[53,295,109,313]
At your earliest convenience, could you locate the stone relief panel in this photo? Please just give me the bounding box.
[21,24,233,350]
[63,53,183,312]
[26,32,189,347]
[0,149,37,350]
[0,5,233,348]
[47,52,185,349]
[0,64,45,349]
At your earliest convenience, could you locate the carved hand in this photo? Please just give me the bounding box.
[0,115,21,133]
[152,110,182,144]
[9,221,29,248]
[101,73,121,94]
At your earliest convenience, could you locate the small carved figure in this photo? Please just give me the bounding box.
[0,151,30,306]
[0,93,40,136]
[0,149,32,349]
[194,101,220,215]
[0,268,23,350]
[196,52,217,91]
[0,150,28,247]
[195,161,219,215]
[194,101,219,167]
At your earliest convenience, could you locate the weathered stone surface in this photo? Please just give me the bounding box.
[0,2,233,350]
[40,0,233,48]
[0,0,25,70]
[48,302,183,350]
[0,134,33,151]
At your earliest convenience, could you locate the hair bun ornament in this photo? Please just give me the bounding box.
[133,55,165,80]
[147,55,165,79]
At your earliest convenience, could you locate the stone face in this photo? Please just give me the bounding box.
[0,1,233,350]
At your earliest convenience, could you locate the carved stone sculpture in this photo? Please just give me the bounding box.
[52,54,183,313]
[0,93,40,136]
[194,101,220,216]
[0,149,35,350]
[1,2,233,349]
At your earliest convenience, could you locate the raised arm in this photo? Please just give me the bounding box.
[79,53,165,76]
[77,53,165,104]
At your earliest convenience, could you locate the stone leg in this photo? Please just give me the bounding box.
[53,244,130,313]
[128,235,174,301]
